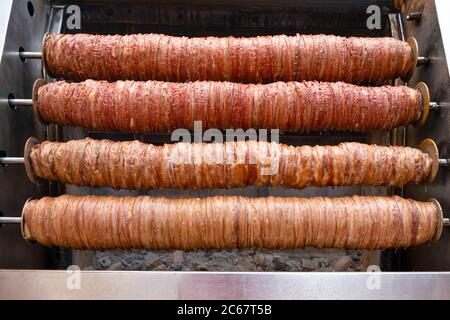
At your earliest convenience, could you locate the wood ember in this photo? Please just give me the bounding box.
[332,255,355,271]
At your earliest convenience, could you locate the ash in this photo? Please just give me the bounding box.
[89,248,364,272]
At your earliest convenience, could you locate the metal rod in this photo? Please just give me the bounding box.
[0,217,22,224]
[0,157,25,164]
[430,102,441,111]
[14,51,436,67]
[0,157,448,167]
[429,102,450,111]
[13,51,436,68]
[406,12,422,21]
[444,218,450,227]
[0,216,448,227]
[8,98,32,107]
[19,51,42,59]
[417,56,431,66]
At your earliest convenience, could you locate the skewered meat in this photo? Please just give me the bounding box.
[22,195,441,250]
[29,138,432,190]
[43,33,415,83]
[35,80,422,133]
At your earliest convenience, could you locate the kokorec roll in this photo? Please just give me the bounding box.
[43,33,415,83]
[35,80,422,133]
[22,195,441,250]
[29,138,432,190]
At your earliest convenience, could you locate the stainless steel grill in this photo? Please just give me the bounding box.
[0,0,449,299]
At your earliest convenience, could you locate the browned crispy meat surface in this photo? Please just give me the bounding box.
[44,33,414,83]
[36,80,422,133]
[23,195,440,250]
[29,138,432,190]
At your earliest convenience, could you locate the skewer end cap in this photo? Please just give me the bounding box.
[24,137,40,185]
[21,198,34,242]
[419,138,439,184]
[415,81,430,127]
[41,33,55,79]
[429,198,443,242]
[402,37,418,82]
[32,78,48,125]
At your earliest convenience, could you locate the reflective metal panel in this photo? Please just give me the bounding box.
[402,0,450,271]
[0,0,51,268]
[1,271,450,299]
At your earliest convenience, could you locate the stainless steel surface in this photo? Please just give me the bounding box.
[58,0,393,37]
[0,0,51,269]
[59,0,391,273]
[0,217,21,224]
[0,0,447,299]
[1,271,450,299]
[19,51,42,59]
[402,0,450,270]
[8,98,32,106]
[0,157,24,164]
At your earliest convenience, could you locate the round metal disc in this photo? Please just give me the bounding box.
[21,197,35,243]
[24,137,40,185]
[401,37,418,82]
[419,138,439,184]
[415,82,430,127]
[32,78,48,125]
[41,32,55,78]
[429,198,443,242]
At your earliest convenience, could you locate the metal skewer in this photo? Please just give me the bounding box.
[7,98,444,110]
[19,51,42,60]
[2,215,449,228]
[416,56,431,66]
[445,218,450,227]
[10,96,443,110]
[429,102,445,111]
[406,12,422,21]
[0,157,25,164]
[0,138,449,169]
[0,216,22,224]
[414,82,445,126]
[0,216,22,230]
[8,84,444,116]
[0,138,40,183]
[1,138,449,188]
[18,50,431,66]
[419,139,450,184]
[8,98,33,107]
